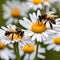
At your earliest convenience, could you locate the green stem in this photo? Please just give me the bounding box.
[36,41,39,60]
[13,42,21,60]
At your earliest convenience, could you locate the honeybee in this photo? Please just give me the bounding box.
[5,27,24,40]
[38,12,56,29]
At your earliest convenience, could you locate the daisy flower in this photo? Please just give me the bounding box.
[19,10,56,42]
[26,0,51,10]
[26,0,43,10]
[44,33,60,52]
[19,43,45,60]
[0,42,15,60]
[3,0,28,25]
[0,24,27,45]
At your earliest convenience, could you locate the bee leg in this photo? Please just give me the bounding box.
[44,20,48,26]
[49,21,53,29]
[17,34,19,37]
[38,15,42,22]
[12,33,14,40]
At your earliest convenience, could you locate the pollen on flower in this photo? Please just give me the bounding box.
[9,34,22,40]
[11,9,21,17]
[31,21,47,33]
[53,37,60,45]
[0,42,5,49]
[32,0,42,4]
[22,44,35,53]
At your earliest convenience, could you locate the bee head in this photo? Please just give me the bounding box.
[5,31,11,36]
[20,31,24,37]
[16,27,21,32]
[41,14,47,19]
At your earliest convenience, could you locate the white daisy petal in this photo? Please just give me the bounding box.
[19,20,29,29]
[23,17,32,25]
[31,34,37,41]
[23,54,29,60]
[6,17,13,25]
[37,34,42,42]
[38,54,45,59]
[47,44,55,50]
[37,10,41,17]
[43,32,48,38]
[3,13,11,19]
[29,13,36,22]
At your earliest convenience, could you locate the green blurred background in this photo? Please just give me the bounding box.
[0,0,60,60]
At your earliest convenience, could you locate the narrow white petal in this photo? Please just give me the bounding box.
[3,13,11,19]
[33,12,37,21]
[3,4,10,11]
[55,18,60,22]
[6,1,12,7]
[23,54,29,60]
[29,53,35,60]
[37,4,42,9]
[19,20,29,29]
[54,46,60,52]
[43,32,48,38]
[29,14,36,22]
[31,34,37,41]
[37,10,41,17]
[23,18,31,28]
[38,54,45,59]
[1,26,7,31]
[6,18,13,25]
[37,34,42,42]
[24,30,34,36]
[14,18,18,24]
[47,44,55,50]
[33,5,37,10]
[38,48,45,53]
[0,52,9,60]
[23,17,32,25]
[44,40,53,44]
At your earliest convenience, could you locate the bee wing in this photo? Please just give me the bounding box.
[46,11,55,14]
[53,15,58,17]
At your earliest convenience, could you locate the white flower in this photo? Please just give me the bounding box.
[0,24,27,45]
[0,42,15,60]
[26,0,51,10]
[3,0,28,25]
[19,43,45,60]
[26,0,43,10]
[19,10,57,42]
[44,33,60,52]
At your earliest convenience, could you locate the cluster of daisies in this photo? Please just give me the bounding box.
[0,0,60,60]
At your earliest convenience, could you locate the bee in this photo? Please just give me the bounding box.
[5,27,24,40]
[38,12,56,29]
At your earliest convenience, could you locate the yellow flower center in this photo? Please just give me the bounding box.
[31,21,47,33]
[0,42,5,49]
[32,0,42,4]
[9,34,22,40]
[53,37,60,45]
[11,9,21,17]
[22,44,35,53]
